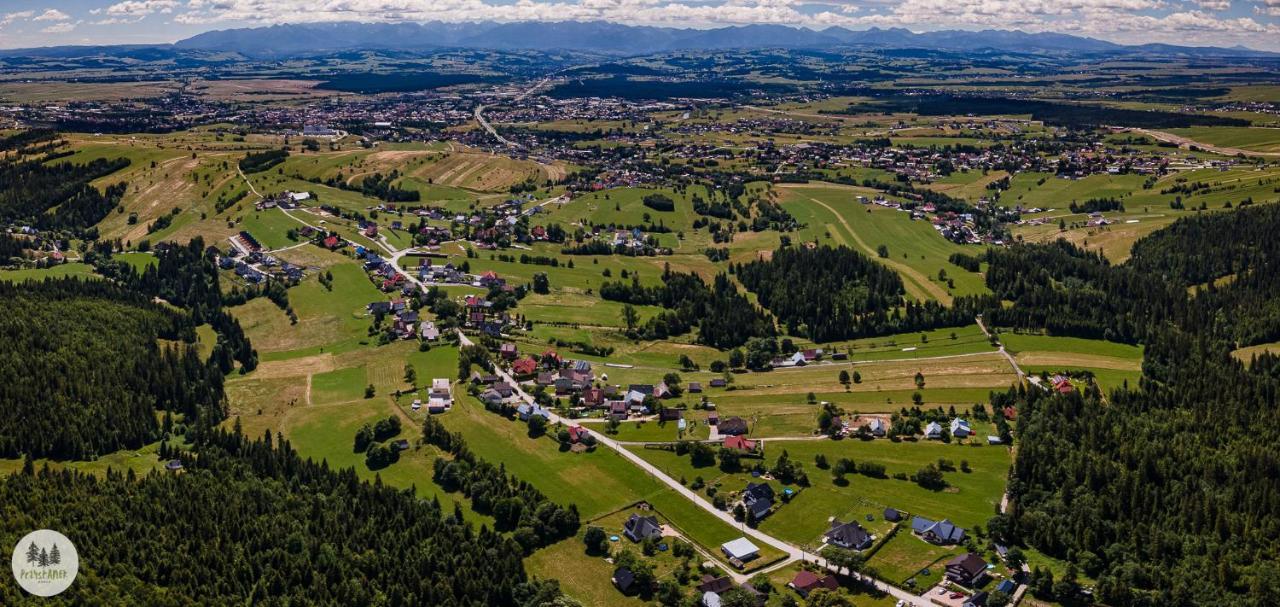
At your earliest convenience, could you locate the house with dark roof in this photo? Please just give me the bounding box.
[624,514,663,542]
[688,382,703,393]
[718,417,749,436]
[612,567,635,593]
[964,591,989,607]
[946,553,989,586]
[912,516,966,545]
[709,378,727,388]
[697,575,734,594]
[659,408,683,422]
[824,520,873,550]
[787,570,838,598]
[608,401,628,420]
[741,482,774,520]
[883,507,902,522]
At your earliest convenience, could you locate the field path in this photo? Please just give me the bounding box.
[976,316,1025,381]
[786,187,953,304]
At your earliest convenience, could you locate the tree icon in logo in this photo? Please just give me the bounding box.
[21,542,60,567]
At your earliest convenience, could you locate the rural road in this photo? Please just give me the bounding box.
[456,330,932,606]
[976,315,1025,381]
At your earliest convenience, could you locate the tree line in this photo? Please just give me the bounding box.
[422,416,581,553]
[600,266,775,349]
[0,425,568,606]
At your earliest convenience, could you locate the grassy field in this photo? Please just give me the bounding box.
[1012,166,1280,262]
[633,435,1010,548]
[1166,126,1280,153]
[231,259,386,359]
[0,263,99,281]
[779,184,990,303]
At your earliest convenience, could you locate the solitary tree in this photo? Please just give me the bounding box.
[620,304,639,333]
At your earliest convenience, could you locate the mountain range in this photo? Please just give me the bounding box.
[1,21,1275,59]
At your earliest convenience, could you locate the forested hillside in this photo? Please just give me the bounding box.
[986,205,1280,606]
[736,245,993,341]
[0,279,225,460]
[599,267,774,348]
[0,153,129,237]
[0,427,567,606]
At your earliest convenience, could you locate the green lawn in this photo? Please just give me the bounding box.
[238,207,307,251]
[869,530,961,589]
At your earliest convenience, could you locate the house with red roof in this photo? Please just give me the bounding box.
[722,436,757,452]
[787,571,838,598]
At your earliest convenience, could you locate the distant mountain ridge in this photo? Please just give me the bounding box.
[0,21,1273,60]
[166,21,1273,58]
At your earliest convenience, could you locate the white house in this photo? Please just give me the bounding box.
[721,537,760,562]
[924,421,943,440]
[950,418,972,438]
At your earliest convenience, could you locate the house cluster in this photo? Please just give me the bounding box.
[464,295,511,336]
[218,246,304,284]
[366,298,430,340]
[923,417,976,441]
[356,248,413,294]
[414,257,468,284]
[471,371,519,407]
[255,191,309,210]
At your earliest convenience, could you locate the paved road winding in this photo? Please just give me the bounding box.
[456,329,932,606]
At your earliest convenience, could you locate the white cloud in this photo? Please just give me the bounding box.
[1191,0,1230,10]
[106,1,180,16]
[1258,0,1280,16]
[0,11,35,27]
[32,8,71,22]
[40,22,77,33]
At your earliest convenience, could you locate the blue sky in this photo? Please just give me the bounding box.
[1,1,1279,50]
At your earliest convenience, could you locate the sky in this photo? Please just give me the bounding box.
[1,0,1279,50]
